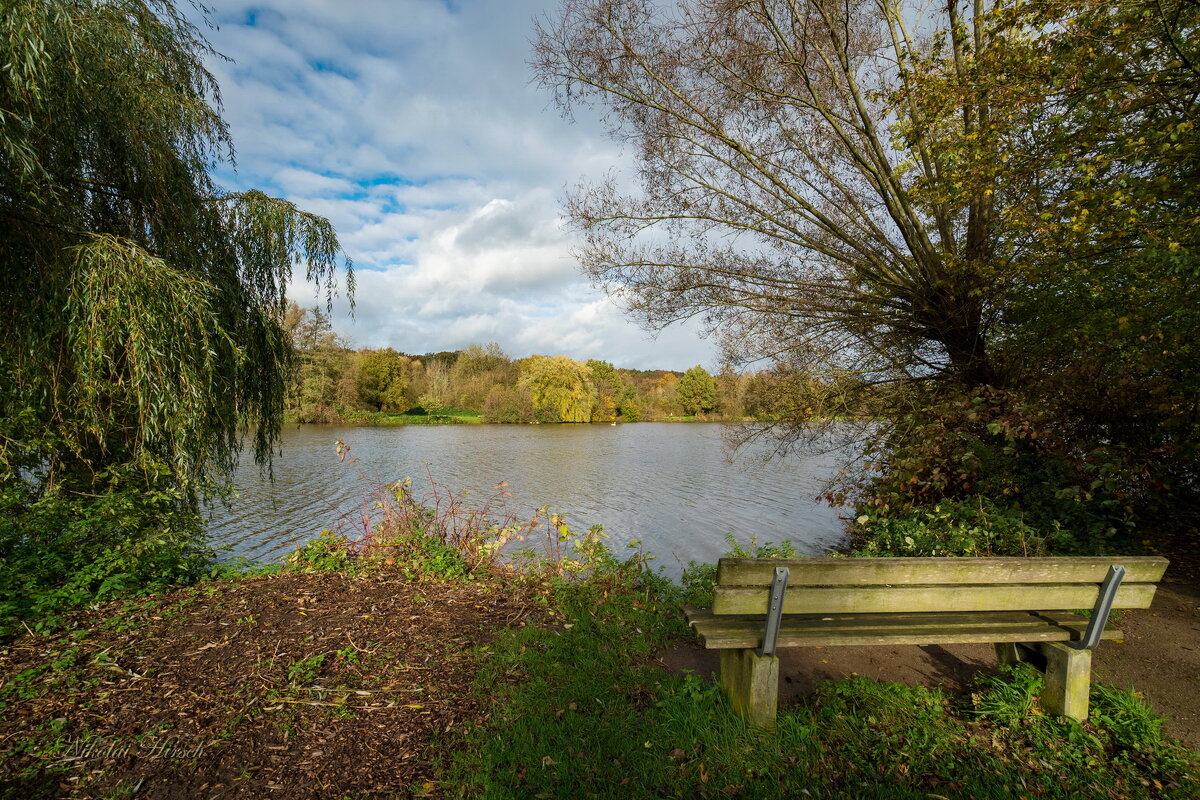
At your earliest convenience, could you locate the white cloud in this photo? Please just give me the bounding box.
[196,0,717,370]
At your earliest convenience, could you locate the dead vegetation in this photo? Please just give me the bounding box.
[0,570,547,799]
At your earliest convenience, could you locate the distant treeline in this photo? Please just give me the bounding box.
[283,304,868,424]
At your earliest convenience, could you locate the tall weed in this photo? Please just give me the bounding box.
[286,441,625,581]
[679,533,797,606]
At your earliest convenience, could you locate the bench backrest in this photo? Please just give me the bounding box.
[712,556,1169,616]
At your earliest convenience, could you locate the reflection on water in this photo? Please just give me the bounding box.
[205,423,849,577]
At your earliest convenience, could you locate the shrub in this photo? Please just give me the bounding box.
[0,465,213,634]
[680,533,797,606]
[845,388,1138,554]
[849,497,1069,557]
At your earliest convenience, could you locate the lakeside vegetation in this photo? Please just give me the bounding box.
[4,0,1196,629]
[282,305,865,426]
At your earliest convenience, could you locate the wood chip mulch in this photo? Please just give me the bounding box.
[0,571,547,799]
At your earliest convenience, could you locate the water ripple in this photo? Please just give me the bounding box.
[205,423,850,577]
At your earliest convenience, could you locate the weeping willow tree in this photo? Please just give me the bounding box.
[0,0,352,620]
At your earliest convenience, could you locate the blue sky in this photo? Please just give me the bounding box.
[195,0,717,371]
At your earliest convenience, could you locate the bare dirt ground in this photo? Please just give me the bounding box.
[0,571,546,799]
[660,568,1200,749]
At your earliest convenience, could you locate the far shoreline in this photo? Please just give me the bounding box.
[283,410,759,427]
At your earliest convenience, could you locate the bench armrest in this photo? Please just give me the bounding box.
[1067,565,1125,650]
[757,566,790,657]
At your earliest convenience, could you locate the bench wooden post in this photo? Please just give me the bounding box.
[720,649,779,728]
[996,641,1092,721]
[994,642,1039,666]
[1038,642,1092,721]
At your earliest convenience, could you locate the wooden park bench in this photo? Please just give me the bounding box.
[684,556,1169,727]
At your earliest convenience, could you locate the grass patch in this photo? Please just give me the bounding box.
[350,408,483,426]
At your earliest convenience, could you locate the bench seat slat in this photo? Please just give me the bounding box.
[697,625,1121,649]
[717,556,1169,587]
[687,608,1065,631]
[684,607,1121,650]
[712,581,1157,615]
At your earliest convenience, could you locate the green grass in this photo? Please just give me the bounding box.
[359,408,483,426]
[441,566,1199,799]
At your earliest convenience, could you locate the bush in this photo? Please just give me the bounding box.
[847,389,1139,554]
[849,497,1069,557]
[0,466,214,634]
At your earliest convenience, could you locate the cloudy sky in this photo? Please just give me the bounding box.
[196,0,716,371]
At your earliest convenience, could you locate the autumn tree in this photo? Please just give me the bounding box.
[356,348,410,413]
[676,365,717,416]
[417,358,456,412]
[284,304,353,422]
[535,0,1200,537]
[534,0,1007,395]
[855,0,1200,523]
[451,343,516,409]
[648,372,682,419]
[518,356,598,422]
[586,359,623,421]
[715,368,746,419]
[482,383,535,424]
[979,0,1200,510]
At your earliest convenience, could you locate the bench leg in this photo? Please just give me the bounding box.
[994,642,1024,665]
[994,642,1042,667]
[719,649,779,728]
[1036,642,1091,722]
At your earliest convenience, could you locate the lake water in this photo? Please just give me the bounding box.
[205,423,850,577]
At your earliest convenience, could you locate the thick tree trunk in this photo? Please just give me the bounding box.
[942,323,996,388]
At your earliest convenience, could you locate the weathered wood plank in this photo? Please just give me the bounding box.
[684,607,1062,630]
[690,616,1067,638]
[689,618,1122,649]
[686,607,1100,635]
[1034,611,1107,629]
[711,582,1157,615]
[716,556,1168,587]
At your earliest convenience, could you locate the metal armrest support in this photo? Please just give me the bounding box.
[1067,565,1125,650]
[758,566,790,657]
